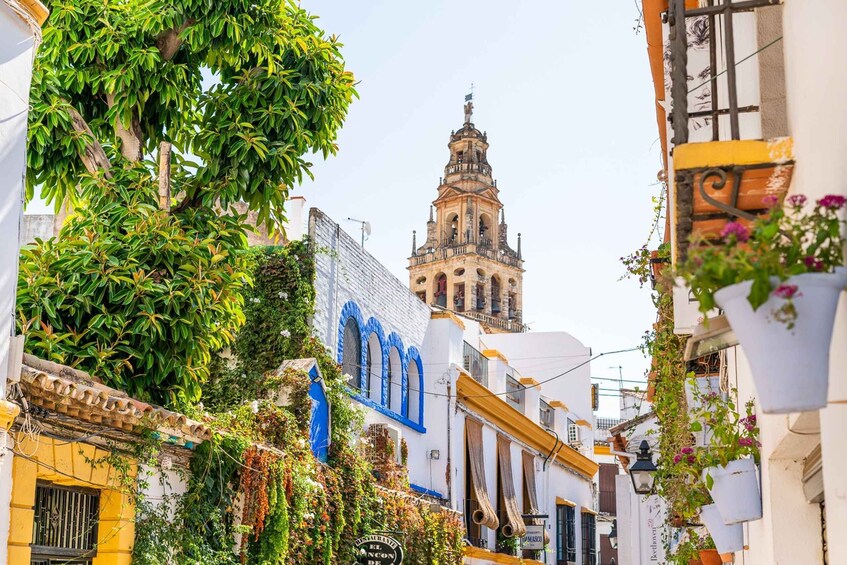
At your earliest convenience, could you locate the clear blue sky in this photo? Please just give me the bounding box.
[296,0,664,417]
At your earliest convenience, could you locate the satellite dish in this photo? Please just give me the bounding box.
[364,222,372,236]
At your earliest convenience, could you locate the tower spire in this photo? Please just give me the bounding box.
[411,230,417,256]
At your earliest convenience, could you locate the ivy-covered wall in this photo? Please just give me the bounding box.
[130,242,464,564]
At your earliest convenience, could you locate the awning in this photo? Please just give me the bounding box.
[522,451,549,543]
[497,436,526,538]
[466,418,499,529]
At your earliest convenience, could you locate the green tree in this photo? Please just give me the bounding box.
[18,0,355,406]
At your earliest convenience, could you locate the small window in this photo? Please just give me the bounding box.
[540,400,554,429]
[457,151,464,163]
[32,481,100,563]
[506,376,524,411]
[582,512,597,565]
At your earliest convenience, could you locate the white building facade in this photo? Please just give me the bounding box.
[307,207,600,564]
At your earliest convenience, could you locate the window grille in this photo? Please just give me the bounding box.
[556,504,576,564]
[505,376,524,411]
[31,481,99,564]
[342,318,362,389]
[539,400,554,428]
[567,419,580,444]
[581,513,597,565]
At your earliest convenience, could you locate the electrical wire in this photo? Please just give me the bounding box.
[687,35,783,94]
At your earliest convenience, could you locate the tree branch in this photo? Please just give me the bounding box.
[106,93,143,162]
[156,19,195,61]
[158,141,172,211]
[67,105,112,178]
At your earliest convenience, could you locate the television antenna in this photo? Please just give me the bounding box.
[346,218,371,248]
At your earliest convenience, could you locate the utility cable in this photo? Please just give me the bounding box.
[687,35,783,94]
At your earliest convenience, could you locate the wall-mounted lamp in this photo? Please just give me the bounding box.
[629,440,657,495]
[429,450,440,460]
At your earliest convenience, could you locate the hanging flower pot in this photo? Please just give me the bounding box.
[698,549,722,565]
[702,458,762,524]
[700,504,744,554]
[714,267,847,413]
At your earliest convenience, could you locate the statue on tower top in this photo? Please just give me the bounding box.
[464,87,474,124]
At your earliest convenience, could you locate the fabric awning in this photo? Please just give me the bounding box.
[522,451,550,543]
[465,418,499,529]
[497,435,527,538]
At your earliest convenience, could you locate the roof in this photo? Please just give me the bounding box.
[16,354,212,445]
[608,410,657,436]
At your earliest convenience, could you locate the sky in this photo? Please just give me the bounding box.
[294,0,665,417]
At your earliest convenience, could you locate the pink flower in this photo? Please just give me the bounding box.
[786,194,807,207]
[720,221,749,243]
[804,256,824,271]
[773,284,799,299]
[818,194,847,210]
[762,195,780,208]
[673,454,682,464]
[738,438,755,447]
[681,447,694,454]
[687,455,696,464]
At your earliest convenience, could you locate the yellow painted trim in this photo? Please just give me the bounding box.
[430,310,466,330]
[574,419,591,428]
[555,497,576,508]
[457,375,599,478]
[482,349,509,364]
[581,507,598,516]
[547,400,568,411]
[594,445,611,456]
[0,400,20,430]
[15,0,49,26]
[674,137,794,170]
[8,435,136,564]
[519,377,540,387]
[463,545,545,565]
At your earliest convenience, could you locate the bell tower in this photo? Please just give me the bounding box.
[408,99,525,333]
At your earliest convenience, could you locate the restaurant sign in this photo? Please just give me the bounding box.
[354,534,404,565]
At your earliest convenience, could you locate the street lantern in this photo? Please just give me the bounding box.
[629,440,657,495]
[608,519,618,550]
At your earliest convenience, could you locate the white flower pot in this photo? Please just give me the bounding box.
[703,458,762,524]
[700,503,744,554]
[714,268,847,413]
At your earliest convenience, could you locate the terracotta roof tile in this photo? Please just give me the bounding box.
[17,356,212,445]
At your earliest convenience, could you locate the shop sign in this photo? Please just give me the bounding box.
[522,524,545,550]
[354,534,404,565]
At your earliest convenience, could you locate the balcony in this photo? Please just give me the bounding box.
[459,310,528,333]
[409,241,522,269]
[463,342,489,388]
[445,162,491,176]
[665,0,791,262]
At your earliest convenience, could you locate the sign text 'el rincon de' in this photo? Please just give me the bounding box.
[354,534,404,565]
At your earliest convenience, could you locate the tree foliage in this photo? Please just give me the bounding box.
[19,0,355,405]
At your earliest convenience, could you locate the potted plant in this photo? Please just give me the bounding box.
[696,534,722,565]
[698,504,744,555]
[679,194,847,413]
[689,385,762,524]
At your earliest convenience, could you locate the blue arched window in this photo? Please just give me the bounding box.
[406,347,424,425]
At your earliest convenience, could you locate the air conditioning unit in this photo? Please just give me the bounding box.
[568,423,581,447]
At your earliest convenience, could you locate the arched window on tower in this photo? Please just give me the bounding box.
[448,214,459,245]
[491,275,502,316]
[434,273,447,308]
[341,318,362,388]
[479,213,492,246]
[457,151,464,164]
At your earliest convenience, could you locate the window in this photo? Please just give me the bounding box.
[434,273,448,308]
[556,504,576,564]
[540,400,554,429]
[31,482,100,564]
[457,151,464,163]
[388,347,402,411]
[341,317,362,389]
[506,376,524,411]
[407,357,422,423]
[582,512,597,565]
[490,275,501,315]
[366,333,382,403]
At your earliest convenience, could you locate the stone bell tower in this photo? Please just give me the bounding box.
[408,99,525,333]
